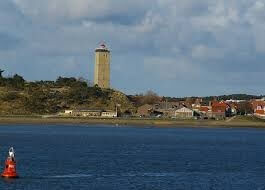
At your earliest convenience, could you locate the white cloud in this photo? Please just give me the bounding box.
[12,0,151,23]
[2,0,265,95]
[10,0,265,60]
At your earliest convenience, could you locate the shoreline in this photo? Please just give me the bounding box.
[0,116,265,129]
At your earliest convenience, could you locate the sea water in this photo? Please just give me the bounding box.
[0,125,265,189]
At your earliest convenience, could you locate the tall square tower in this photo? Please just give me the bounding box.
[94,43,110,89]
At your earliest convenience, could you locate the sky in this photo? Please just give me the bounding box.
[0,0,265,97]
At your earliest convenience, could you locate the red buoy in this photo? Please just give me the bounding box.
[1,147,18,178]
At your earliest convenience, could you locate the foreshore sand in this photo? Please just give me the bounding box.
[0,116,265,128]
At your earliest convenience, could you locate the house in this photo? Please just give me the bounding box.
[199,106,210,114]
[198,106,211,118]
[175,107,194,118]
[227,102,238,116]
[152,101,183,118]
[63,109,118,118]
[137,104,153,117]
[255,108,265,115]
[157,108,176,118]
[101,110,117,118]
[253,104,265,118]
[192,103,201,112]
[154,101,182,110]
[64,110,73,115]
[210,101,230,119]
[251,99,265,113]
[72,110,102,117]
[225,99,245,103]
[192,98,203,111]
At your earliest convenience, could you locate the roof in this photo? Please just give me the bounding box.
[199,106,210,112]
[138,104,153,109]
[95,43,110,52]
[211,101,230,109]
[175,107,194,113]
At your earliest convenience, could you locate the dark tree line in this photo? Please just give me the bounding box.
[0,73,25,89]
[128,90,161,106]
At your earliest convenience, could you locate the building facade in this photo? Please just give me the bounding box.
[63,109,117,117]
[175,107,194,118]
[136,104,154,117]
[94,43,110,88]
[101,111,118,118]
[210,101,230,119]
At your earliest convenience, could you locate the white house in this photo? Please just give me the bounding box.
[64,110,73,115]
[101,111,117,118]
[175,107,194,118]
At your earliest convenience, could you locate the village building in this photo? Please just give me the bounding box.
[152,100,184,117]
[198,106,211,118]
[156,108,175,118]
[251,99,265,112]
[255,106,265,114]
[101,110,118,118]
[199,106,210,114]
[192,104,201,112]
[226,102,238,116]
[63,109,116,117]
[251,99,265,118]
[136,104,154,117]
[225,99,245,103]
[175,107,194,118]
[136,104,164,117]
[210,101,230,119]
[71,110,102,117]
[64,110,73,115]
[154,101,181,110]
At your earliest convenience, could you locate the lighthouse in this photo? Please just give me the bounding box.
[94,43,110,89]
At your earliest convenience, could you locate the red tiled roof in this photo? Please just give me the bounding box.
[211,101,229,113]
[199,106,210,112]
[211,101,228,107]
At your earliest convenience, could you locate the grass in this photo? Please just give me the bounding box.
[232,115,265,122]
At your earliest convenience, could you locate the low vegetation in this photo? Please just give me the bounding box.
[0,74,135,115]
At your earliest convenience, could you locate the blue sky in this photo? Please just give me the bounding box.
[1,0,265,97]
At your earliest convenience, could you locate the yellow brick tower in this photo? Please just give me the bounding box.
[94,43,110,88]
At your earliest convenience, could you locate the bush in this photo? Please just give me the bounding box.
[1,92,20,101]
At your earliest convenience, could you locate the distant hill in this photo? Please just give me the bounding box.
[163,94,263,102]
[202,94,263,101]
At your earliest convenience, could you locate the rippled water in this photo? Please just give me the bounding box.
[0,125,265,189]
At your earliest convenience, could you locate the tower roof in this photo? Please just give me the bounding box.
[95,43,110,52]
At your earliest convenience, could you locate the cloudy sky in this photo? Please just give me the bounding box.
[1,0,265,97]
